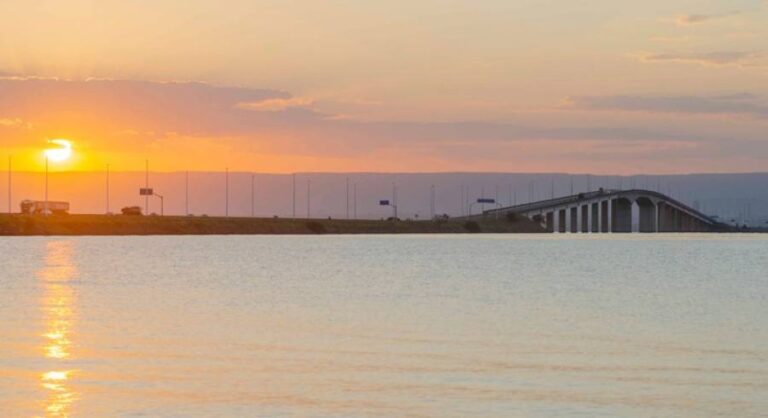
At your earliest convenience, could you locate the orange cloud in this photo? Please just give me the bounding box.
[237,97,314,112]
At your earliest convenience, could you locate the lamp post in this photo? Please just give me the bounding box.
[306,178,311,219]
[44,156,49,215]
[7,156,11,214]
[251,173,255,218]
[144,159,149,215]
[346,177,349,219]
[292,173,296,220]
[106,163,110,214]
[186,170,190,216]
[153,193,165,216]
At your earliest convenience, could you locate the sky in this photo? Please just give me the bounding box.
[1,0,767,174]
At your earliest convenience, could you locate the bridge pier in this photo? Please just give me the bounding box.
[484,189,715,234]
[631,200,640,233]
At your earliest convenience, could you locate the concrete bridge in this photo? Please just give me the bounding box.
[482,189,718,233]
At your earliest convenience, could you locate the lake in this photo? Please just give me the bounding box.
[1,234,766,417]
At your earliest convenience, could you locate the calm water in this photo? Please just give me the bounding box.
[0,234,766,417]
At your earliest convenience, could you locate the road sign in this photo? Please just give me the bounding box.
[379,200,390,206]
[477,198,495,204]
[140,188,154,196]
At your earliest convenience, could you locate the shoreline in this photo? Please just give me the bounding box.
[0,214,544,236]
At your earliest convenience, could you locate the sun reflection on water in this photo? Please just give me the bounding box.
[37,240,79,417]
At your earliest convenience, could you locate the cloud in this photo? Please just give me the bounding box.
[637,51,764,67]
[236,97,314,112]
[0,117,25,127]
[2,77,767,171]
[674,12,739,26]
[566,94,768,117]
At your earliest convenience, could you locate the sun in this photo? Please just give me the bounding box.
[44,139,73,162]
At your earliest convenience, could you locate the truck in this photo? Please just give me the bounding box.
[121,206,143,216]
[20,200,70,215]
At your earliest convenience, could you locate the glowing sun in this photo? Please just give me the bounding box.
[44,139,73,162]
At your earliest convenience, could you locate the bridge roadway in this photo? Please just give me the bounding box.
[481,189,717,233]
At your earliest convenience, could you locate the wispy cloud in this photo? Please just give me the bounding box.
[566,94,768,118]
[0,117,25,127]
[636,51,764,67]
[237,97,314,112]
[673,12,740,26]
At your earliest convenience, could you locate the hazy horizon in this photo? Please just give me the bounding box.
[4,171,767,225]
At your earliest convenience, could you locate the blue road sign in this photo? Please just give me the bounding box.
[379,200,390,206]
[477,198,495,204]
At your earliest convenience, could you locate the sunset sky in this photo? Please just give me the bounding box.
[1,0,767,174]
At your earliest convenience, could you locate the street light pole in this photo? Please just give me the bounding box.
[346,177,350,219]
[307,178,311,219]
[145,159,149,215]
[430,184,435,219]
[44,156,49,216]
[7,156,11,214]
[153,193,164,216]
[106,164,110,214]
[292,173,296,220]
[392,182,398,219]
[185,170,189,216]
[225,167,229,217]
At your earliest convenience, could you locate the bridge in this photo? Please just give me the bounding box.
[481,189,719,233]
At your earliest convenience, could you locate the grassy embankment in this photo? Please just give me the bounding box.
[0,214,544,236]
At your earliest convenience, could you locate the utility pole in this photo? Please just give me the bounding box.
[529,181,534,203]
[251,173,255,217]
[570,176,574,195]
[353,182,357,219]
[44,157,48,215]
[551,179,555,199]
[185,170,189,216]
[145,159,149,215]
[346,177,350,219]
[106,164,110,214]
[7,156,11,214]
[430,184,435,219]
[292,173,296,220]
[465,185,469,216]
[392,182,398,219]
[225,167,229,217]
[306,178,311,219]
